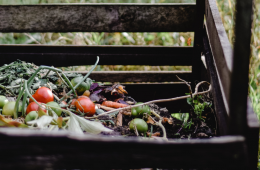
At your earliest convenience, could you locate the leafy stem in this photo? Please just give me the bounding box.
[59,56,99,102]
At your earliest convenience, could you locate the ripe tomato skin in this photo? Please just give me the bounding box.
[70,96,89,108]
[29,94,36,103]
[26,102,46,115]
[69,99,77,108]
[32,87,54,103]
[75,98,95,117]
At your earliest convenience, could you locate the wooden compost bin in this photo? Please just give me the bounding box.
[0,0,258,169]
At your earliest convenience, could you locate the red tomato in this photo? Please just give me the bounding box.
[26,102,46,115]
[75,98,95,117]
[78,96,90,99]
[69,99,77,108]
[29,94,36,103]
[33,87,54,103]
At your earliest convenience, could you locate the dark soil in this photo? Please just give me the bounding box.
[99,94,217,139]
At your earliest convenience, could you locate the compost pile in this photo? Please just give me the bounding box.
[0,58,216,140]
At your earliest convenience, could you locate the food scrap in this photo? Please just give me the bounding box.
[0,58,216,140]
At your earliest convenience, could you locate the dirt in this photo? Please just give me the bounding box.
[99,96,217,139]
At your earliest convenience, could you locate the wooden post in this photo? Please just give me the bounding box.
[229,0,253,135]
[229,1,256,169]
[192,0,205,88]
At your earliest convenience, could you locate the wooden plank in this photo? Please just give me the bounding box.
[229,0,253,136]
[191,0,205,87]
[0,45,194,66]
[205,0,233,114]
[0,129,247,169]
[203,30,228,136]
[0,4,196,32]
[65,71,192,82]
[246,99,259,170]
[229,1,255,168]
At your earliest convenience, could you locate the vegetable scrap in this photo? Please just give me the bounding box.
[0,58,216,140]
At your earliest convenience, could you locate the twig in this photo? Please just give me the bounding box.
[177,127,183,134]
[151,110,161,118]
[56,71,69,87]
[46,82,60,102]
[157,119,167,140]
[53,93,60,102]
[87,81,211,119]
[176,75,193,98]
[46,82,52,91]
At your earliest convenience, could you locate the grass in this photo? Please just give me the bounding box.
[0,0,259,122]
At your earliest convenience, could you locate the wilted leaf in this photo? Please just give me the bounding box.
[27,115,53,129]
[71,114,113,134]
[68,114,83,134]
[147,116,155,125]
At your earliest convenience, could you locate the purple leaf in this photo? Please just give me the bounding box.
[104,87,113,93]
[93,89,103,94]
[90,93,105,103]
[89,83,99,91]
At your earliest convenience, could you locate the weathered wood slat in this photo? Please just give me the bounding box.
[65,71,192,82]
[246,99,259,170]
[205,0,233,114]
[191,0,205,87]
[0,129,247,169]
[0,45,194,66]
[0,4,196,32]
[203,30,228,136]
[229,0,253,135]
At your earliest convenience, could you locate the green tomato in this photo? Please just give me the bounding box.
[0,95,8,108]
[131,109,138,117]
[25,111,38,123]
[46,101,62,116]
[129,118,148,133]
[131,102,151,117]
[2,101,23,116]
[2,102,15,116]
[71,77,91,95]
